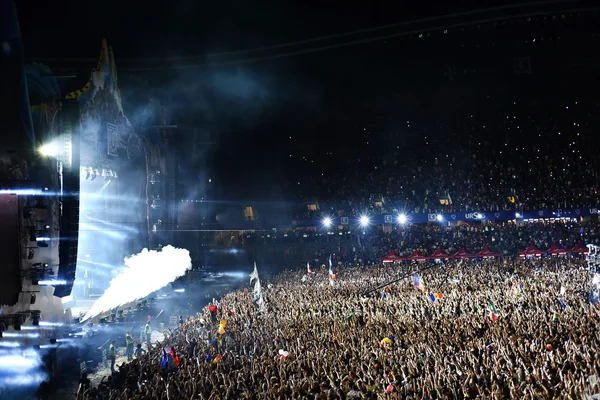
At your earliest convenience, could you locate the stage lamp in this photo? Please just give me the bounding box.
[359,215,370,227]
[398,214,407,224]
[38,143,59,157]
[436,214,443,222]
[322,217,332,228]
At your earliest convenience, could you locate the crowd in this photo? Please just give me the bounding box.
[222,220,600,263]
[287,97,600,220]
[367,220,600,259]
[78,256,600,399]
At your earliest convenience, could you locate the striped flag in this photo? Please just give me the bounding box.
[413,274,425,292]
[489,299,499,321]
[328,255,334,286]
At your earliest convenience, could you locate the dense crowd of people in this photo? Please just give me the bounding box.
[367,220,600,259]
[78,256,600,399]
[223,220,600,263]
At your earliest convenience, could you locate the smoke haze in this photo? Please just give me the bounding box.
[82,245,192,321]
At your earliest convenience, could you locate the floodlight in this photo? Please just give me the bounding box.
[38,143,59,157]
[436,214,443,222]
[323,217,332,228]
[398,214,407,224]
[359,216,370,227]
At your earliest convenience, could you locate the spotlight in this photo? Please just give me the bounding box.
[515,212,522,218]
[322,217,332,228]
[359,216,370,227]
[436,214,443,222]
[397,214,407,224]
[38,143,59,157]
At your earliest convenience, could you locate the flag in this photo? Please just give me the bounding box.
[307,261,314,275]
[381,289,387,299]
[434,292,442,300]
[428,293,436,303]
[511,283,523,296]
[489,299,498,315]
[413,274,425,292]
[560,286,566,295]
[250,262,265,313]
[489,311,499,322]
[328,255,334,286]
[557,299,566,310]
[250,262,258,285]
[552,313,559,323]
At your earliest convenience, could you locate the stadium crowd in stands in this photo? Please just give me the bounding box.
[231,220,599,262]
[79,258,599,399]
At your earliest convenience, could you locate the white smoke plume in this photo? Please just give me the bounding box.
[82,246,192,321]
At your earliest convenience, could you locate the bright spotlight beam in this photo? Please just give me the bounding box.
[38,143,59,157]
[322,217,332,228]
[398,214,407,224]
[359,216,370,227]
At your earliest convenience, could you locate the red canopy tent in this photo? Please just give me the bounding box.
[569,243,589,254]
[477,246,502,258]
[452,248,473,259]
[430,249,452,260]
[381,250,403,263]
[518,244,543,257]
[407,250,427,262]
[547,243,567,256]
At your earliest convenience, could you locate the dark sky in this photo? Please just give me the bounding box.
[16,1,514,58]
[14,0,600,201]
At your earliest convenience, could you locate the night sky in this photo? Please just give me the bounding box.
[15,0,600,201]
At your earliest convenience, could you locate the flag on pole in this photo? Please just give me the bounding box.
[250,262,258,285]
[328,255,334,286]
[250,262,265,313]
[307,261,314,275]
[413,274,425,292]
